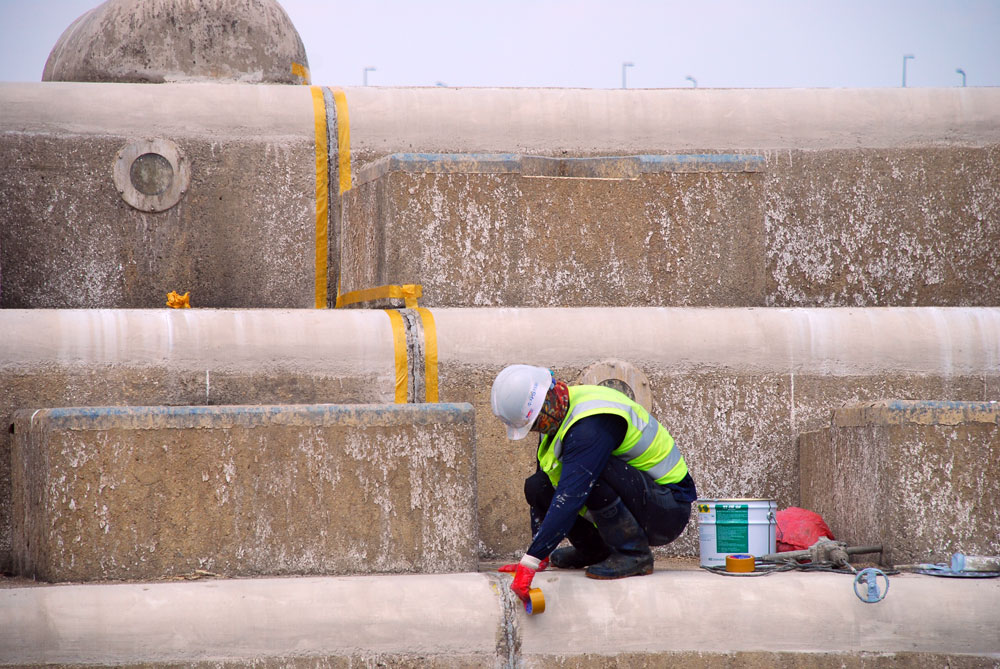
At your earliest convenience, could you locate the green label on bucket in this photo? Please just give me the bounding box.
[715,504,749,553]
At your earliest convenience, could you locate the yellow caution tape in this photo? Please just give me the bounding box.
[309,85,329,309]
[291,62,311,84]
[385,309,408,404]
[336,284,422,309]
[725,554,756,573]
[416,307,439,402]
[329,87,352,194]
[526,588,545,615]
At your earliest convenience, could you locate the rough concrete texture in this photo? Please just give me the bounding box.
[3,84,999,309]
[1,570,997,667]
[340,148,998,307]
[0,132,315,308]
[341,161,766,307]
[800,400,1000,566]
[764,147,1000,306]
[43,0,309,84]
[6,307,996,568]
[12,403,476,581]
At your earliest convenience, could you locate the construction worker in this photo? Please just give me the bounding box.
[491,364,696,604]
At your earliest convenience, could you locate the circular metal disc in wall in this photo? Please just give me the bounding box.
[577,359,653,411]
[113,138,190,213]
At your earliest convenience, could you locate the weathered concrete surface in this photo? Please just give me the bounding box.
[2,308,997,569]
[0,119,316,308]
[341,147,998,307]
[341,155,767,307]
[12,403,476,582]
[800,400,1000,566]
[764,147,1000,307]
[1,569,997,666]
[43,0,310,84]
[2,84,998,308]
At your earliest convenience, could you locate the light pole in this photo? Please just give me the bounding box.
[902,54,914,87]
[685,75,697,88]
[956,68,966,87]
[621,62,634,89]
[363,66,376,86]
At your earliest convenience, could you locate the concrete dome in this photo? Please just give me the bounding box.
[42,0,310,84]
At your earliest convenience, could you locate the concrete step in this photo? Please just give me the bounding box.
[3,563,998,667]
[4,307,1000,571]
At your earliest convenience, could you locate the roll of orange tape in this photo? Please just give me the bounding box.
[725,554,755,573]
[525,587,545,615]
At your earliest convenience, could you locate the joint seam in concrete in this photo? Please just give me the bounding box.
[355,152,765,187]
[488,572,524,668]
[400,308,427,403]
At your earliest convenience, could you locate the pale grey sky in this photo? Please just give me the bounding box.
[1,0,998,88]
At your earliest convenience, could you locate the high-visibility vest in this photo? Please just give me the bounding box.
[537,385,687,490]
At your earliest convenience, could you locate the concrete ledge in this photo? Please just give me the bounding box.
[1,569,997,666]
[12,403,477,582]
[801,401,1000,565]
[5,84,997,150]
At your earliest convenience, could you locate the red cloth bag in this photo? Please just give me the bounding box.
[775,507,835,552]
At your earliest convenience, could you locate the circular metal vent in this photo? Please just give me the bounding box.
[113,138,190,213]
[577,359,653,411]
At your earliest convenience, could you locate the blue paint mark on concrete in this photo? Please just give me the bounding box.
[28,403,474,431]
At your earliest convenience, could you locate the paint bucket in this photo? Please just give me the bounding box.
[696,499,776,567]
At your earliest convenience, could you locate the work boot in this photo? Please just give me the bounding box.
[585,498,654,580]
[549,517,611,569]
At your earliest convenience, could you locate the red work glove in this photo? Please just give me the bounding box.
[498,557,548,573]
[509,555,542,603]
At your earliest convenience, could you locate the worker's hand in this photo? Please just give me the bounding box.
[498,557,548,573]
[510,563,536,603]
[509,554,543,603]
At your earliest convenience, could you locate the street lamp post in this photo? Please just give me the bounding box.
[621,62,634,89]
[956,68,967,87]
[902,54,914,87]
[363,66,376,86]
[685,75,697,88]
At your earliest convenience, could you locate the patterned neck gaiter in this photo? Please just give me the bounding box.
[533,380,569,436]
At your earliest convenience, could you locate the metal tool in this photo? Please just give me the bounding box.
[760,538,883,573]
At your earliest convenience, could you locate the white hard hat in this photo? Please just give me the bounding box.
[491,364,553,440]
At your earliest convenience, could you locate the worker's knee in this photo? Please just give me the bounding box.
[524,470,554,508]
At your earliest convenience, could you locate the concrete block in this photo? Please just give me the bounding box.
[800,400,1000,565]
[0,83,320,308]
[340,153,767,307]
[12,403,477,582]
[764,147,1000,307]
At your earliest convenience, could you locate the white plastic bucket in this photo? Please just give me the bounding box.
[696,499,776,567]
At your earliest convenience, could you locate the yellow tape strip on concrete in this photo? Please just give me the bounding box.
[336,284,422,309]
[310,85,329,309]
[385,309,408,403]
[416,307,439,402]
[329,87,352,194]
[291,62,311,84]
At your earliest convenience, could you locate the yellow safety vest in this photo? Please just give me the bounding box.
[537,385,687,491]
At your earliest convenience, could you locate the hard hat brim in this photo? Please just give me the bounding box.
[505,420,534,441]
